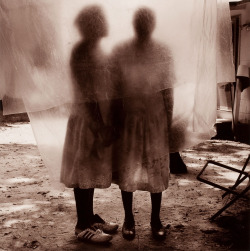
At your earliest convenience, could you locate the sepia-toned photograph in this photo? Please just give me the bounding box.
[0,0,249,250]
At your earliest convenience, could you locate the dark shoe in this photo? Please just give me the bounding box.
[91,214,118,234]
[151,221,166,240]
[122,220,135,240]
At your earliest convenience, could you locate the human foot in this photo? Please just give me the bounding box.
[122,220,135,240]
[151,220,166,240]
[91,214,118,234]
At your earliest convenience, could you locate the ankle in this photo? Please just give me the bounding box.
[125,214,134,224]
[76,220,89,230]
[151,216,161,225]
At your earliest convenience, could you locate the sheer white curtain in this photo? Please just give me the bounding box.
[0,0,235,187]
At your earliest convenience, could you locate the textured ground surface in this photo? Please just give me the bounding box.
[0,122,249,250]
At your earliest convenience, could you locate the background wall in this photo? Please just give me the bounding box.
[231,2,250,124]
[231,1,250,143]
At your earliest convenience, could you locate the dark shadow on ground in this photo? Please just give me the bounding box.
[215,210,250,250]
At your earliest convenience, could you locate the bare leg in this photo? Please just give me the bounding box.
[74,188,92,230]
[76,188,119,234]
[88,188,94,219]
[150,192,162,224]
[121,190,135,240]
[121,190,134,222]
[150,192,166,239]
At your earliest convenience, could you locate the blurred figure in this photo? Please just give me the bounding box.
[110,7,174,240]
[170,152,187,174]
[61,5,117,244]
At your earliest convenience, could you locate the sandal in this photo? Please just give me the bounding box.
[77,228,112,244]
[151,221,166,240]
[122,220,135,240]
[91,214,119,234]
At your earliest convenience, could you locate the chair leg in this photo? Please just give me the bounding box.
[197,155,250,220]
[197,160,249,195]
[222,154,250,198]
[210,184,250,221]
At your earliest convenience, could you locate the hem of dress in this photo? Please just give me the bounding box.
[112,181,169,193]
[62,183,112,189]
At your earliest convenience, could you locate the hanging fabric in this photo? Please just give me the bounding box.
[0,0,235,189]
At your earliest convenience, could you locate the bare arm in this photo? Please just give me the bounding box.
[162,87,173,132]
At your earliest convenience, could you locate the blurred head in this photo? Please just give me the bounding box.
[75,5,108,40]
[133,7,156,41]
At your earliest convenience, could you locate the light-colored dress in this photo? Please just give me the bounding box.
[111,40,174,193]
[60,43,112,188]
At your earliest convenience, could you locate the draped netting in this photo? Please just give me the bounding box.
[0,0,235,190]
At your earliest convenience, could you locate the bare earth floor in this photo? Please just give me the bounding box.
[0,122,249,251]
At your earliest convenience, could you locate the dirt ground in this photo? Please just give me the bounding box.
[0,122,249,251]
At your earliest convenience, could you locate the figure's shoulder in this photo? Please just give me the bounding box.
[153,40,171,53]
[111,40,134,57]
[152,40,173,60]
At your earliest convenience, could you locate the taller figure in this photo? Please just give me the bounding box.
[111,7,174,240]
[61,5,118,244]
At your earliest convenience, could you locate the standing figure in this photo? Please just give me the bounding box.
[61,5,118,244]
[111,7,174,240]
[170,152,187,174]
